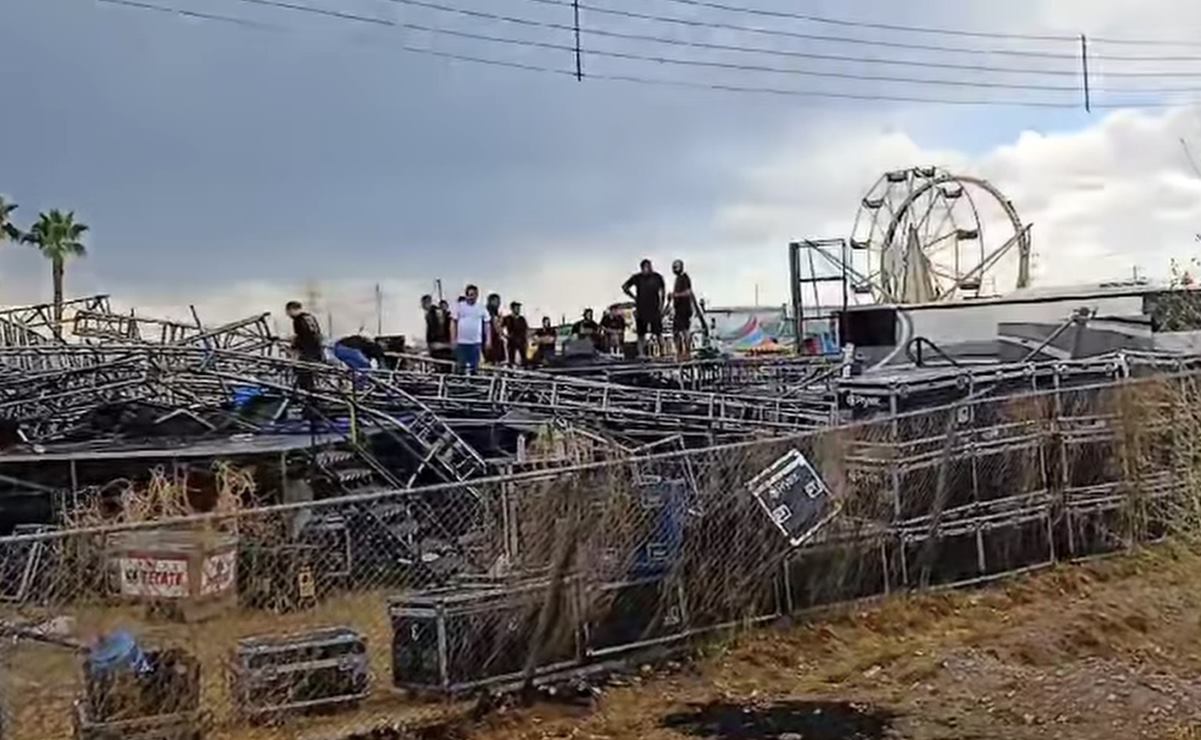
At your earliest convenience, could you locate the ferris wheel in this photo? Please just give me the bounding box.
[848,167,1031,304]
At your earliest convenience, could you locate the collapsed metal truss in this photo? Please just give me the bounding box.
[0,299,1196,598]
[72,309,277,353]
[543,355,843,394]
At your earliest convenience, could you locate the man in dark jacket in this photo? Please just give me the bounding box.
[286,301,324,361]
[285,301,323,392]
[422,295,453,370]
[531,316,558,367]
[572,308,602,350]
[599,306,627,355]
[502,301,529,367]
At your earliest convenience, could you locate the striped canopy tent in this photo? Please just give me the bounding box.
[724,315,785,353]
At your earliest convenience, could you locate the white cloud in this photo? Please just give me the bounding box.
[123,103,1201,338]
[7,112,1201,342]
[703,105,1201,305]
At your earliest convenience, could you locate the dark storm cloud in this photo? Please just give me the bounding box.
[1,0,1050,304]
[0,0,823,292]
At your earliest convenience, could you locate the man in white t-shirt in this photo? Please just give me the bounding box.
[451,284,491,374]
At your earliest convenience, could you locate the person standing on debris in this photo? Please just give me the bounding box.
[485,293,506,366]
[670,259,695,361]
[285,301,324,392]
[333,333,385,371]
[600,305,627,356]
[532,316,558,366]
[422,295,453,369]
[502,301,529,367]
[451,285,490,374]
[622,259,666,358]
[572,308,601,349]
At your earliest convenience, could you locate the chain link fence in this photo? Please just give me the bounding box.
[0,368,1196,738]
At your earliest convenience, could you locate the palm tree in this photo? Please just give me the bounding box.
[23,209,88,339]
[0,196,19,243]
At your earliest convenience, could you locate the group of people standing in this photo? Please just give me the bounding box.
[420,258,698,374]
[282,257,700,380]
[421,287,559,373]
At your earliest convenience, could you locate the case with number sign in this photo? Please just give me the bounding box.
[744,449,839,548]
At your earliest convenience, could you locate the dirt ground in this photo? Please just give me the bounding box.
[11,545,1201,739]
[461,546,1201,740]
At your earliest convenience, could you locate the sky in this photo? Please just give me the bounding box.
[4,0,1201,338]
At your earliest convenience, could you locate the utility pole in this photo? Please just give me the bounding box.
[573,0,583,81]
[1080,34,1091,113]
[374,283,383,336]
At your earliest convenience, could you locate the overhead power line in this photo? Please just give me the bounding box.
[96,0,580,74]
[97,0,276,28]
[227,0,1201,94]
[643,0,1201,52]
[514,0,1083,61]
[523,0,1201,63]
[96,0,1083,107]
[390,0,1201,84]
[652,0,1078,43]
[94,0,1201,109]
[1092,35,1201,49]
[390,0,1083,77]
[152,0,1092,95]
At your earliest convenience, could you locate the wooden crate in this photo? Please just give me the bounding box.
[106,530,238,622]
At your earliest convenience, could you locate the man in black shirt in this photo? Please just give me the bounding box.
[285,300,324,393]
[422,295,453,370]
[670,259,695,360]
[501,301,529,367]
[532,316,558,366]
[571,308,601,349]
[485,293,506,365]
[621,259,666,358]
[599,306,626,355]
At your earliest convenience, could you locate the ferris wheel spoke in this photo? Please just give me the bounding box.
[915,192,940,234]
[921,231,961,256]
[924,203,956,248]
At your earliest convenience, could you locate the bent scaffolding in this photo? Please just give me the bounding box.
[0,297,1196,739]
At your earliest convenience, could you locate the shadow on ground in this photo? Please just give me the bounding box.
[661,700,896,740]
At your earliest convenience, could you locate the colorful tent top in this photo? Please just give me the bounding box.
[725,315,777,351]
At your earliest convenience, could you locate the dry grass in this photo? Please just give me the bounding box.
[461,545,1201,740]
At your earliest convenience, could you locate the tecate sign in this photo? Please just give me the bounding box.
[119,557,189,598]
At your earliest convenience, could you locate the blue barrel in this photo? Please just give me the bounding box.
[88,630,151,677]
[231,385,265,409]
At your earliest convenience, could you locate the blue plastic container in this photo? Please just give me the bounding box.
[88,630,151,677]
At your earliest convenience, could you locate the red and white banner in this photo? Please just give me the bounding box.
[118,557,189,598]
